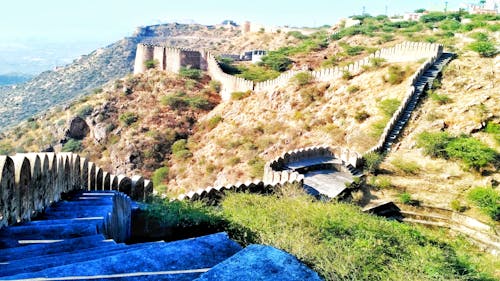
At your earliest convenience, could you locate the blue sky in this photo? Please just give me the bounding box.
[1,0,468,42]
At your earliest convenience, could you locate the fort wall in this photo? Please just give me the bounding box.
[0,152,152,229]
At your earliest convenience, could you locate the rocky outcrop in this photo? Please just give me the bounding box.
[65,117,89,140]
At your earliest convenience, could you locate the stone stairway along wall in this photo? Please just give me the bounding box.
[365,44,443,154]
[254,42,442,92]
[0,152,153,230]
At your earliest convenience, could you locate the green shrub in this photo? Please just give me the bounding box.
[363,152,384,174]
[179,67,202,80]
[391,157,420,175]
[162,92,188,108]
[370,119,387,137]
[287,31,308,40]
[217,57,240,75]
[354,110,370,122]
[342,70,352,80]
[439,19,461,31]
[467,41,497,57]
[209,80,222,93]
[207,115,223,130]
[119,112,138,126]
[342,44,365,56]
[347,85,360,93]
[62,138,82,152]
[399,192,413,204]
[371,176,392,189]
[384,65,407,85]
[469,32,489,42]
[291,72,313,87]
[485,122,500,144]
[248,156,265,178]
[450,199,467,212]
[445,136,497,170]
[144,59,158,69]
[231,91,251,100]
[187,96,210,109]
[236,64,280,82]
[429,91,452,105]
[152,167,169,187]
[227,156,241,166]
[369,57,386,68]
[171,139,192,159]
[260,53,292,72]
[378,98,401,117]
[468,187,500,221]
[416,131,453,158]
[77,105,93,118]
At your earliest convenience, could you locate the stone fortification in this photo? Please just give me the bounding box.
[255,42,442,92]
[0,152,152,229]
[365,45,443,154]
[133,44,204,74]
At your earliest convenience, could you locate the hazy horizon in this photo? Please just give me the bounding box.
[0,0,469,75]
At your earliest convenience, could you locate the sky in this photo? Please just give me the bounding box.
[0,0,469,42]
[0,0,473,74]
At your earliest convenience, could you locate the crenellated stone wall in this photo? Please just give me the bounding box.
[134,44,206,75]
[263,145,362,183]
[176,177,304,202]
[0,152,153,229]
[255,42,442,92]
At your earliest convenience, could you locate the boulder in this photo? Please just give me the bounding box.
[65,117,89,140]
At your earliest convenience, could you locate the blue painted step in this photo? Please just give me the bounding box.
[0,234,112,262]
[2,232,242,280]
[195,244,322,281]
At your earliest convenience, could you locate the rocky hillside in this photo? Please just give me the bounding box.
[0,23,247,131]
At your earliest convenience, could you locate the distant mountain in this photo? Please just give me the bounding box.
[0,73,32,86]
[0,23,240,131]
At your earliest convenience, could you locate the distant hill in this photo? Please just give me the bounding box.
[0,73,32,86]
[0,23,240,131]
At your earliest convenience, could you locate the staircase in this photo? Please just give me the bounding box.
[0,191,320,280]
[382,53,454,152]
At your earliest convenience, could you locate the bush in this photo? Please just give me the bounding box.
[77,105,93,118]
[209,80,222,93]
[291,72,313,87]
[429,91,452,105]
[467,41,497,57]
[399,192,413,204]
[231,91,251,100]
[363,152,384,174]
[369,57,386,68]
[248,157,265,178]
[342,70,352,80]
[260,52,292,72]
[236,64,280,82]
[347,85,360,93]
[468,187,500,220]
[354,111,370,122]
[469,32,489,42]
[187,96,210,109]
[450,199,467,212]
[384,65,407,85]
[152,167,169,187]
[179,67,202,80]
[445,136,497,170]
[62,138,82,152]
[378,98,401,117]
[391,157,420,175]
[144,59,158,69]
[171,139,192,159]
[119,112,138,126]
[287,31,308,40]
[416,131,452,158]
[207,115,223,130]
[161,92,189,108]
[485,122,500,144]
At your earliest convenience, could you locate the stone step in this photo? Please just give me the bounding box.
[22,217,104,227]
[2,232,242,280]
[195,244,322,281]
[40,207,113,220]
[0,224,98,248]
[0,241,167,277]
[0,243,127,276]
[0,234,112,262]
